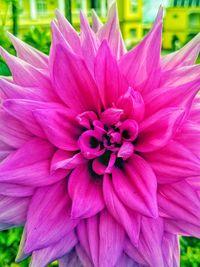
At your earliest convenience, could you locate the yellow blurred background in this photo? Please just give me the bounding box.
[0,0,199,52]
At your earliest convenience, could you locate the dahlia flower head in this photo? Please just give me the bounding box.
[0,2,200,267]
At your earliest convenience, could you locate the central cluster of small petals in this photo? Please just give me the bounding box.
[77,108,138,175]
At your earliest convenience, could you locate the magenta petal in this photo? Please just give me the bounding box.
[0,141,12,161]
[125,155,158,217]
[137,217,165,267]
[25,180,78,253]
[50,44,101,113]
[162,233,180,267]
[68,164,105,218]
[0,77,56,102]
[51,150,86,171]
[91,9,103,33]
[144,79,200,117]
[99,209,125,267]
[158,181,200,225]
[136,108,185,152]
[119,7,163,93]
[124,239,147,266]
[76,244,93,267]
[0,47,51,90]
[162,33,200,70]
[117,142,134,160]
[80,11,100,72]
[0,196,29,229]
[160,64,200,87]
[30,231,77,267]
[95,41,128,108]
[175,120,200,159]
[7,32,48,69]
[3,99,63,138]
[112,155,158,218]
[97,2,126,59]
[103,174,141,245]
[0,183,34,197]
[0,110,32,148]
[55,9,82,54]
[165,218,200,238]
[100,108,123,126]
[76,220,91,259]
[34,108,80,151]
[87,215,99,266]
[143,141,200,182]
[115,253,139,267]
[0,138,67,186]
[58,250,82,267]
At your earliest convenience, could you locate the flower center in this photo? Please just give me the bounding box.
[77,109,138,175]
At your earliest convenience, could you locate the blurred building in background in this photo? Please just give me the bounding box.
[0,0,199,52]
[163,0,200,49]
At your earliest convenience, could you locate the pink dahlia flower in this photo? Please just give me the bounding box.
[0,2,200,266]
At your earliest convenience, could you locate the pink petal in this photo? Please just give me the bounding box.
[55,9,82,54]
[103,174,141,245]
[25,180,79,253]
[68,164,105,218]
[0,47,52,90]
[0,110,32,148]
[87,215,99,266]
[162,233,180,267]
[51,20,71,49]
[161,33,200,70]
[165,218,200,238]
[7,32,48,69]
[137,217,164,267]
[80,11,100,72]
[0,138,67,186]
[0,77,56,102]
[116,88,145,122]
[112,154,158,217]
[99,209,125,267]
[58,250,82,267]
[76,220,91,259]
[0,183,34,197]
[119,7,163,93]
[175,120,200,158]
[0,195,29,229]
[117,142,134,160]
[100,108,123,126]
[50,44,101,113]
[160,64,200,87]
[97,2,126,59]
[136,108,185,152]
[158,181,200,226]
[51,150,86,171]
[125,239,147,266]
[91,9,103,33]
[76,244,93,267]
[34,107,80,151]
[115,253,140,267]
[95,41,128,108]
[3,99,63,138]
[144,79,200,117]
[0,141,12,161]
[143,141,200,183]
[30,231,77,267]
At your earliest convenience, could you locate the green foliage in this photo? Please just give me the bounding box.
[0,228,29,267]
[23,27,51,55]
[180,237,200,267]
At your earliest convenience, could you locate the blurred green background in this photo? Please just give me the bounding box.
[0,0,200,266]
